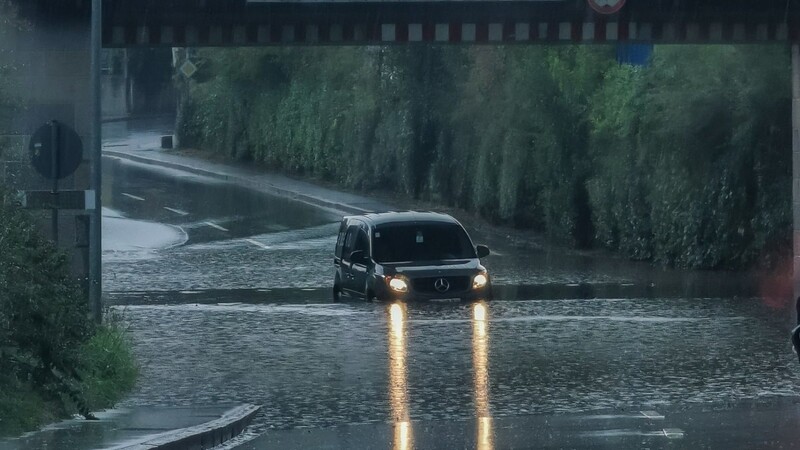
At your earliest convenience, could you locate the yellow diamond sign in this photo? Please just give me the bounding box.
[179,60,198,78]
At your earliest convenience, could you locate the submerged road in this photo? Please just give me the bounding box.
[101,119,800,449]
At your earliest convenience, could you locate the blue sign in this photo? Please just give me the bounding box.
[616,43,653,66]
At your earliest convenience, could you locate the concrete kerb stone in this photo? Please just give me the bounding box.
[102,150,372,216]
[116,404,261,450]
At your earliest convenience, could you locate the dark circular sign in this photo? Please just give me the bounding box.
[29,121,83,180]
[588,0,626,15]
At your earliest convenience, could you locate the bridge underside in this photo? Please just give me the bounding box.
[100,0,800,47]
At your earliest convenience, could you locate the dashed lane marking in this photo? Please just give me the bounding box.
[121,193,145,201]
[245,239,270,250]
[640,411,665,420]
[662,428,685,439]
[163,207,189,216]
[204,221,229,232]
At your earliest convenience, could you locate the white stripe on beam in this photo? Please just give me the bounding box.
[161,26,174,45]
[382,23,396,42]
[582,22,594,41]
[559,22,571,40]
[606,22,618,41]
[435,23,449,42]
[515,23,529,41]
[409,24,423,42]
[488,23,503,41]
[463,23,476,42]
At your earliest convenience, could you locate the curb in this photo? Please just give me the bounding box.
[117,404,261,450]
[103,150,373,216]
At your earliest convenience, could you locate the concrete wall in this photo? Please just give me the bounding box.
[0,5,91,287]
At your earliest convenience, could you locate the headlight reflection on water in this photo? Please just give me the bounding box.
[388,302,413,450]
[386,301,493,450]
[472,302,494,450]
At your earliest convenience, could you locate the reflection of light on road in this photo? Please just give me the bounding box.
[388,302,413,450]
[394,421,412,450]
[472,302,493,450]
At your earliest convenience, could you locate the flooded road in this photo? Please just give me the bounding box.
[102,119,800,448]
[120,299,799,428]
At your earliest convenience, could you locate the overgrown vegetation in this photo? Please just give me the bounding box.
[0,190,138,437]
[0,4,137,436]
[178,45,791,270]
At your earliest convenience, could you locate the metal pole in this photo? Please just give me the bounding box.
[90,0,102,323]
[50,120,59,245]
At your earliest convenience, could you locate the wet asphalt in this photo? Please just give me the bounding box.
[102,119,800,449]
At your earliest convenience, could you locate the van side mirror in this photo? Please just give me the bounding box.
[476,245,490,258]
[349,250,366,264]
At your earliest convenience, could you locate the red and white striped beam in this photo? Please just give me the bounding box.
[103,21,800,47]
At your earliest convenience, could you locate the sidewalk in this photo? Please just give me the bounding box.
[103,143,393,216]
[0,405,259,450]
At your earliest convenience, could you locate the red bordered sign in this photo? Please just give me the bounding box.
[588,0,626,15]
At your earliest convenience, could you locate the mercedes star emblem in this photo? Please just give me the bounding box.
[434,278,450,293]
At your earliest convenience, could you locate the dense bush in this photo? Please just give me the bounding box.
[178,45,791,270]
[0,189,138,436]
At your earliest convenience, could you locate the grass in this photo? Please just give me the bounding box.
[0,323,138,438]
[78,324,138,411]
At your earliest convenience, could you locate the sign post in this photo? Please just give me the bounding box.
[29,120,85,244]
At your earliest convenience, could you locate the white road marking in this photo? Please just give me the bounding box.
[121,193,145,201]
[245,238,270,250]
[662,428,685,439]
[204,221,229,232]
[581,411,664,421]
[163,207,189,216]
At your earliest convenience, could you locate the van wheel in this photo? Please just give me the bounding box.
[333,284,342,303]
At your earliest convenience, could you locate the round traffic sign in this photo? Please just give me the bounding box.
[588,0,626,15]
[29,121,84,180]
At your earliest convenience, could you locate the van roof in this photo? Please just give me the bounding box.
[344,211,460,227]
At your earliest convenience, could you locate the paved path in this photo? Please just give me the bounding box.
[0,405,236,450]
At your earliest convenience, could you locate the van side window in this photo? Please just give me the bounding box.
[335,221,347,258]
[342,225,359,260]
[353,228,369,256]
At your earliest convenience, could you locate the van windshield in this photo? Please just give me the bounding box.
[372,223,476,263]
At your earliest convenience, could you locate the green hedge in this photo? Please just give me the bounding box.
[178,45,791,270]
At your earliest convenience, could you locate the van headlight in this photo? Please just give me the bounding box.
[472,273,488,290]
[388,277,409,293]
